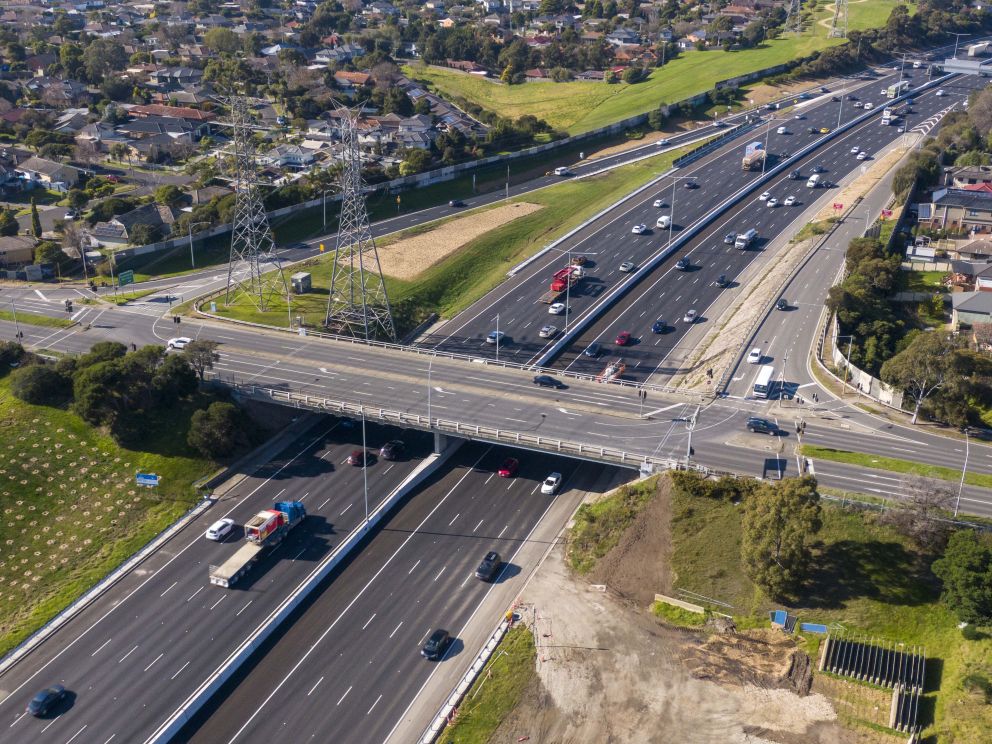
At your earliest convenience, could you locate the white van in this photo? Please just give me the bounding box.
[863,102,874,110]
[776,126,787,134]
[806,174,821,188]
[553,166,571,176]
[936,89,945,97]
[656,215,672,229]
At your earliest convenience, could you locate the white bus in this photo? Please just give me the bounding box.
[752,365,775,399]
[886,80,910,98]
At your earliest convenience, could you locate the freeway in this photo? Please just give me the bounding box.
[416,65,930,362]
[176,443,623,744]
[0,420,433,744]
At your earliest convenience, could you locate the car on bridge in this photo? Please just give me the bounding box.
[631,224,648,235]
[548,302,568,315]
[747,348,763,364]
[619,261,636,273]
[653,199,667,208]
[541,472,563,494]
[776,298,790,310]
[675,257,691,270]
[485,330,505,344]
[448,199,465,207]
[683,181,698,190]
[533,374,566,389]
[759,191,771,201]
[850,146,860,154]
[421,629,451,660]
[26,685,65,717]
[498,458,519,477]
[767,198,778,208]
[723,232,736,244]
[615,331,632,346]
[784,196,797,206]
[538,324,558,339]
[716,274,730,288]
[475,551,503,581]
[583,342,602,358]
[857,151,869,160]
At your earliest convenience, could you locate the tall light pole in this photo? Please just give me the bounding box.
[187,221,209,269]
[427,353,435,424]
[361,409,369,528]
[952,33,971,59]
[9,299,21,340]
[955,427,970,517]
[684,404,699,466]
[669,175,695,250]
[836,92,845,130]
[761,117,778,175]
[836,334,855,396]
[493,313,500,361]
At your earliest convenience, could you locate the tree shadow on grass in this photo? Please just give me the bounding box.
[796,538,939,610]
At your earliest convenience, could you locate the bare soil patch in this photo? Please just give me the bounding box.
[491,478,845,744]
[376,202,543,280]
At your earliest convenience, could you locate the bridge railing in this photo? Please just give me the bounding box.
[212,375,684,470]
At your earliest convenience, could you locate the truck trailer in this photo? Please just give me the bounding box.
[209,501,306,588]
[539,266,581,304]
[742,141,765,171]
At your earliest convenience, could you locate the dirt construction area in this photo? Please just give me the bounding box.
[490,480,847,744]
[376,201,542,279]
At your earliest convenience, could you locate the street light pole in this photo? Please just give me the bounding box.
[427,353,434,424]
[494,313,500,361]
[188,221,208,269]
[955,427,970,517]
[684,404,699,466]
[9,299,20,340]
[761,118,774,176]
[361,409,369,528]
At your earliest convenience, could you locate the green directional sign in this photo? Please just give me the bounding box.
[118,270,134,288]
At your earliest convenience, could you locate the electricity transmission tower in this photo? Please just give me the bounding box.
[829,0,849,39]
[784,0,803,35]
[225,95,288,312]
[325,110,396,342]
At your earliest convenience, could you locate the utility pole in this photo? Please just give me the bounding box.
[9,299,21,340]
[361,409,369,528]
[955,427,970,517]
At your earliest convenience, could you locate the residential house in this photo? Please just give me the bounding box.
[23,77,90,104]
[919,187,992,234]
[606,28,642,47]
[128,104,215,138]
[54,108,90,133]
[952,239,992,261]
[0,236,36,267]
[945,164,992,188]
[952,290,992,327]
[264,144,315,168]
[334,71,371,92]
[75,122,130,154]
[91,203,178,246]
[15,157,81,192]
[116,116,196,143]
[147,67,203,89]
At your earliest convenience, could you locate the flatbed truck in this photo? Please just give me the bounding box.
[539,266,581,304]
[209,501,307,588]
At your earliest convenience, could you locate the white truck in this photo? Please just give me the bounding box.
[734,228,757,249]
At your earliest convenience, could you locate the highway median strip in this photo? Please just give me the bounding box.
[801,445,992,489]
[0,309,74,329]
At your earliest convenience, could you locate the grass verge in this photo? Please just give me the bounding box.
[0,375,216,656]
[438,625,536,744]
[669,472,991,742]
[0,309,74,329]
[801,445,992,489]
[210,143,695,334]
[104,288,159,305]
[650,600,708,628]
[567,476,658,575]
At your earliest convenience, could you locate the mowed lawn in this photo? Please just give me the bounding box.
[404,0,912,134]
[0,376,217,656]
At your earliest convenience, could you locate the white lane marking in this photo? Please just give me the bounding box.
[367,694,383,715]
[340,503,353,516]
[299,491,310,501]
[498,525,508,539]
[186,586,204,603]
[389,621,404,639]
[9,712,26,728]
[362,613,376,630]
[210,595,226,611]
[119,645,138,663]
[448,513,459,526]
[90,638,111,657]
[33,289,49,301]
[41,716,61,733]
[144,653,164,672]
[236,600,254,617]
[337,686,352,706]
[65,724,88,742]
[434,566,446,582]
[408,559,420,574]
[292,547,306,561]
[318,497,331,509]
[171,661,190,680]
[473,519,484,533]
[160,581,178,597]
[307,677,324,696]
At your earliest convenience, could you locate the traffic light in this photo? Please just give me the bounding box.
[64,299,73,313]
[173,315,181,325]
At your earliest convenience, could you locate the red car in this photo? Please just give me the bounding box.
[615,331,632,346]
[497,458,519,478]
[347,449,370,466]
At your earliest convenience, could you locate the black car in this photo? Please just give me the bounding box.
[651,319,667,334]
[716,274,729,288]
[789,170,801,180]
[583,342,602,358]
[683,181,698,190]
[776,298,789,311]
[448,199,465,207]
[379,440,405,460]
[747,417,779,435]
[831,96,840,102]
[27,685,65,717]
[812,164,824,174]
[475,550,502,581]
[422,629,451,660]
[533,374,566,389]
[675,257,690,270]
[808,126,817,134]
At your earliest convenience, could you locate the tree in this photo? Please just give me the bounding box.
[10,364,69,405]
[398,148,431,176]
[932,530,992,625]
[204,27,240,54]
[82,39,127,84]
[0,208,18,236]
[183,340,220,381]
[154,184,185,208]
[0,341,24,370]
[30,197,41,238]
[127,223,161,246]
[881,333,959,424]
[34,240,69,268]
[741,477,822,599]
[882,475,954,550]
[187,402,250,459]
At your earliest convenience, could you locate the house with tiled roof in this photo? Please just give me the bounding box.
[920,187,992,234]
[15,157,80,192]
[91,204,178,246]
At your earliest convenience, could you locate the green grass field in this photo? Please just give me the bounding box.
[669,474,992,742]
[568,477,658,574]
[801,445,992,489]
[0,375,216,656]
[437,625,536,744]
[404,1,911,135]
[209,143,694,333]
[0,309,74,329]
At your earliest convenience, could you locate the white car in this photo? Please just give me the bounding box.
[631,224,647,235]
[485,330,505,344]
[653,199,666,208]
[538,324,557,339]
[897,126,905,133]
[936,89,945,97]
[850,146,860,154]
[747,348,762,364]
[759,191,771,201]
[683,309,698,323]
[776,126,787,134]
[766,198,778,208]
[619,261,636,273]
[857,151,868,160]
[541,472,562,495]
[167,337,192,350]
[784,195,797,206]
[548,302,567,315]
[657,138,671,146]
[794,113,805,120]
[205,518,235,541]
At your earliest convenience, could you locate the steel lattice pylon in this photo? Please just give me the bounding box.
[324,110,396,342]
[829,0,848,38]
[225,96,288,312]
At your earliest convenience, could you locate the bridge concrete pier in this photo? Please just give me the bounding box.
[434,431,456,455]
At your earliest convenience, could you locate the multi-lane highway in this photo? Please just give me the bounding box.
[0,420,433,743]
[175,444,621,744]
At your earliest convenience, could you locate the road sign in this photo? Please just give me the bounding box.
[135,472,160,487]
[832,202,844,210]
[882,209,893,218]
[118,269,134,287]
